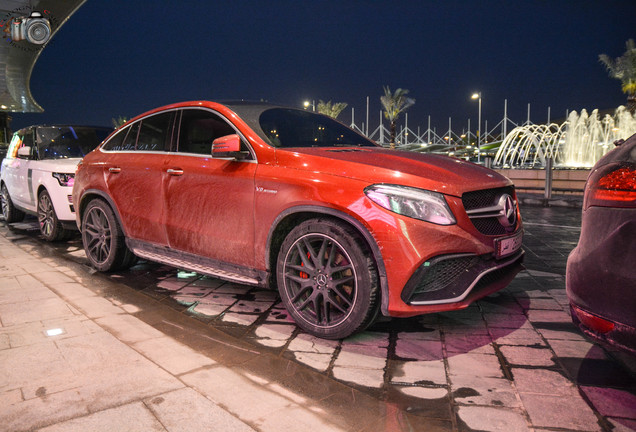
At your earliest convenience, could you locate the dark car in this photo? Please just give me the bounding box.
[73,101,525,339]
[566,132,636,355]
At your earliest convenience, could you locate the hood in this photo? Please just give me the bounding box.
[275,147,511,197]
[32,158,82,173]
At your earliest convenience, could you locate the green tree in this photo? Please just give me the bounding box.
[599,39,636,112]
[316,100,348,119]
[380,86,415,149]
[111,115,128,128]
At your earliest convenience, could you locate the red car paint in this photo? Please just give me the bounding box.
[73,101,524,338]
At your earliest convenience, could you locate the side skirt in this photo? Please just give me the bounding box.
[126,238,269,288]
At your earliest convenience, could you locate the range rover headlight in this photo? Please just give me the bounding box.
[364,184,456,225]
[52,172,75,187]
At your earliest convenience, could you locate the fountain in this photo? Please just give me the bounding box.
[494,106,636,168]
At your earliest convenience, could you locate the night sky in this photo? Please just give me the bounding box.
[13,0,636,135]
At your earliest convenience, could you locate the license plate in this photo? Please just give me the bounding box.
[495,231,523,258]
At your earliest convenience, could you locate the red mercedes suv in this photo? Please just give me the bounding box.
[72,101,524,339]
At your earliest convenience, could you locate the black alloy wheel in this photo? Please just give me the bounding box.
[81,199,134,271]
[38,190,68,241]
[1,183,25,223]
[277,218,379,339]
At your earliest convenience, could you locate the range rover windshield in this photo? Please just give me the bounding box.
[36,126,112,159]
[259,108,378,148]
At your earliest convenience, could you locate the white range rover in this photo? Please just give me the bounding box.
[0,125,112,241]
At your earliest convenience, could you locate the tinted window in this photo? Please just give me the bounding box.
[103,122,139,151]
[137,112,172,151]
[258,108,377,148]
[36,126,112,159]
[177,109,237,155]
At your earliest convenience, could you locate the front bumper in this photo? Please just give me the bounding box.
[402,249,525,305]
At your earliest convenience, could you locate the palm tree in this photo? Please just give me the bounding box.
[111,116,128,128]
[316,100,348,119]
[380,86,415,149]
[599,39,636,113]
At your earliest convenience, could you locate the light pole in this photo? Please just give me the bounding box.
[471,92,482,163]
[303,100,315,112]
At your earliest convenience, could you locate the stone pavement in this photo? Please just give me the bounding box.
[1,205,636,431]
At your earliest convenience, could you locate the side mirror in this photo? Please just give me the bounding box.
[17,146,31,158]
[212,134,247,159]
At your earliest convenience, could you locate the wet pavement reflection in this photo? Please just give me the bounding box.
[2,205,635,431]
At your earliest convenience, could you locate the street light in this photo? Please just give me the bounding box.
[303,100,315,112]
[471,92,482,163]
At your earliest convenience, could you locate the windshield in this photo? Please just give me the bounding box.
[258,108,378,148]
[36,126,112,159]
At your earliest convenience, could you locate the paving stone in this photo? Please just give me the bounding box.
[395,337,443,360]
[398,386,447,399]
[37,401,166,432]
[526,309,572,323]
[547,339,608,360]
[199,292,238,306]
[71,296,125,319]
[499,345,555,366]
[190,302,228,316]
[133,336,216,375]
[535,326,588,342]
[182,367,340,429]
[608,418,636,432]
[450,375,521,408]
[444,333,494,354]
[31,270,73,284]
[293,352,333,371]
[489,328,546,346]
[483,312,532,329]
[519,392,601,431]
[332,365,385,388]
[288,333,339,354]
[0,297,75,326]
[456,406,530,431]
[221,312,259,326]
[253,324,295,348]
[335,346,387,369]
[49,282,97,300]
[96,314,164,343]
[512,368,578,396]
[580,386,636,419]
[390,360,447,386]
[229,300,274,314]
[145,387,255,431]
[447,353,504,378]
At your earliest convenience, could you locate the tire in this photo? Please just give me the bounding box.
[1,183,25,223]
[38,190,69,241]
[276,218,379,340]
[81,199,134,272]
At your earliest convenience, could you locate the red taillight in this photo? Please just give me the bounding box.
[584,164,636,209]
[572,305,615,334]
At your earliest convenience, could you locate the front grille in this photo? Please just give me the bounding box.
[462,186,517,236]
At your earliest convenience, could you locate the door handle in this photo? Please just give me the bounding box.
[108,167,121,173]
[167,168,184,176]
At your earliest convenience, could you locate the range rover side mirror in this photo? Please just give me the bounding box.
[17,146,32,159]
[212,134,248,159]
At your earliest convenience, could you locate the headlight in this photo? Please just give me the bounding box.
[364,184,456,225]
[52,172,75,187]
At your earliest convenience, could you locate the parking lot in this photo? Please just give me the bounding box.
[1,204,635,431]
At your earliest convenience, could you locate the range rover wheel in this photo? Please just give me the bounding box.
[1,183,25,223]
[276,218,379,340]
[81,199,133,272]
[38,190,68,241]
